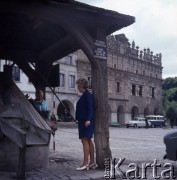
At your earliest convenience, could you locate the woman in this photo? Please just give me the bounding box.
[34,90,48,111]
[33,89,49,119]
[75,78,98,170]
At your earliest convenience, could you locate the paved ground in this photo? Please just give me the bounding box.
[1,123,177,180]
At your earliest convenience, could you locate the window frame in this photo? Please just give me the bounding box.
[12,66,20,82]
[59,73,65,87]
[69,75,75,88]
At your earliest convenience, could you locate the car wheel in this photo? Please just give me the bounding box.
[126,125,129,128]
[134,124,137,128]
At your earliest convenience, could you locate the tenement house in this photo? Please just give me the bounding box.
[77,34,163,125]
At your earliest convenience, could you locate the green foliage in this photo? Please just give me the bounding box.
[163,87,177,102]
[162,77,177,90]
[165,103,177,120]
[163,77,177,120]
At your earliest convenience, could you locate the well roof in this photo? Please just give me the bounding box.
[0,0,135,63]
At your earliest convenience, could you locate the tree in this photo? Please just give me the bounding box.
[166,106,177,120]
[162,77,177,90]
[162,77,177,116]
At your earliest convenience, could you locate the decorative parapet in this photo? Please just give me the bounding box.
[107,34,162,66]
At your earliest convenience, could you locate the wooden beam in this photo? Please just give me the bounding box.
[17,147,26,180]
[92,59,112,168]
[38,35,79,62]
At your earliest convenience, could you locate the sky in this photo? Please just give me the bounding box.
[77,0,177,79]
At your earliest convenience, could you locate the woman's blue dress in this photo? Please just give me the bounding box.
[76,90,94,139]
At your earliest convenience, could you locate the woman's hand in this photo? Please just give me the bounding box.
[85,120,90,127]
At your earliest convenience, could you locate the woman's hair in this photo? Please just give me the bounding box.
[76,78,88,89]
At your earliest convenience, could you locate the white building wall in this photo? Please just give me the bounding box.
[111,113,117,123]
[0,60,36,97]
[46,53,79,118]
[15,72,35,98]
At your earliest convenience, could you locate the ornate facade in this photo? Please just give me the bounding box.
[77,34,163,124]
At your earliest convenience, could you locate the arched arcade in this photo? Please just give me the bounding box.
[57,100,75,122]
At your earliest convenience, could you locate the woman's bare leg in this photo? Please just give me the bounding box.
[81,138,90,166]
[88,139,95,164]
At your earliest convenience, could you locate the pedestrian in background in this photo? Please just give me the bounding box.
[170,118,174,129]
[26,89,49,119]
[34,90,47,110]
[75,78,98,170]
[145,117,149,129]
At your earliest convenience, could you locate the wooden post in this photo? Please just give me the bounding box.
[17,147,26,180]
[91,36,112,168]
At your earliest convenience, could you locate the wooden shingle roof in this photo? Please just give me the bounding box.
[0,0,135,63]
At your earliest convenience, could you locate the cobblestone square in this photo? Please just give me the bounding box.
[1,125,177,180]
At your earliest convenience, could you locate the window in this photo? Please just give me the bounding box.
[116,82,120,92]
[59,73,65,87]
[65,56,72,65]
[139,86,143,96]
[88,77,92,89]
[152,87,155,98]
[69,75,75,88]
[12,66,20,81]
[132,84,136,95]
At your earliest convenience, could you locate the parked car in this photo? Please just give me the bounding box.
[163,130,177,161]
[126,117,151,128]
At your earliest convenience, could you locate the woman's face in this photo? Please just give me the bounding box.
[78,85,85,93]
[36,91,43,101]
